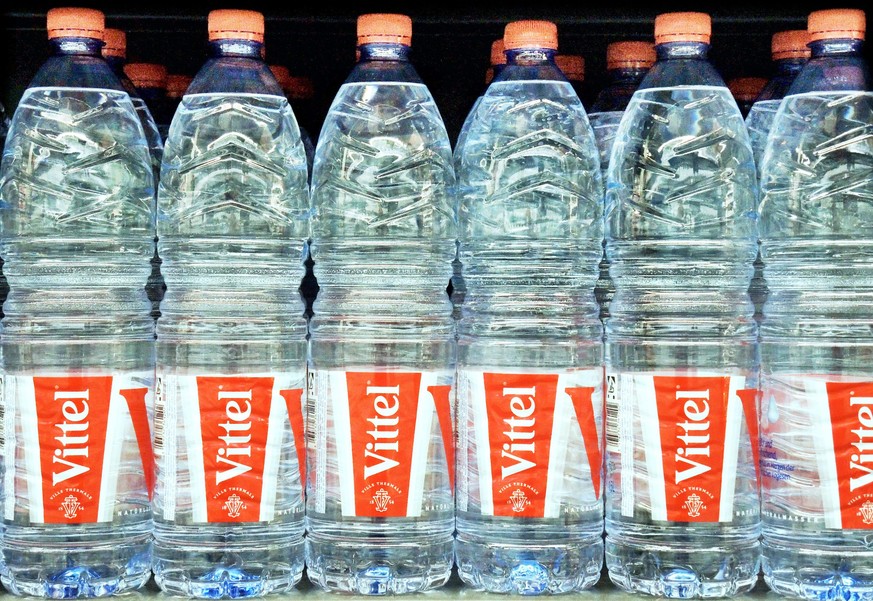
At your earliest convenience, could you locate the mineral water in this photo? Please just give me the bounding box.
[306,18,456,594]
[0,13,156,595]
[151,12,310,597]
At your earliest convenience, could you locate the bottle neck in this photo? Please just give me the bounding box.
[207,38,264,59]
[506,47,557,66]
[50,37,104,58]
[773,57,807,76]
[358,42,411,62]
[655,40,710,61]
[809,38,865,58]
[606,66,650,85]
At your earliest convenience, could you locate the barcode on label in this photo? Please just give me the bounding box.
[153,376,164,453]
[605,374,619,452]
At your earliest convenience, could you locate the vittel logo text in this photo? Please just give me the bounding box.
[364,384,400,479]
[675,388,712,484]
[502,385,536,480]
[52,388,91,486]
[849,395,873,492]
[215,389,253,485]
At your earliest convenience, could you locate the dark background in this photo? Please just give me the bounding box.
[3,1,872,145]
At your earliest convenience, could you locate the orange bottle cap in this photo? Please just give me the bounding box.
[654,12,711,45]
[124,63,168,89]
[606,40,656,70]
[490,38,506,66]
[728,76,767,102]
[503,20,558,51]
[808,8,866,42]
[771,29,811,60]
[269,64,292,90]
[286,76,314,100]
[47,7,104,40]
[208,9,265,43]
[102,27,126,58]
[555,54,585,82]
[166,74,193,98]
[357,14,412,46]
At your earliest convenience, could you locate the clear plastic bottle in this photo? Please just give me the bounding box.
[124,62,171,146]
[306,13,456,595]
[0,7,155,597]
[152,9,310,598]
[161,74,192,141]
[604,12,760,597]
[588,40,656,324]
[745,30,810,327]
[268,65,316,182]
[124,61,170,323]
[451,38,507,323]
[728,77,768,119]
[555,53,587,108]
[454,19,604,595]
[757,8,873,600]
[102,29,164,182]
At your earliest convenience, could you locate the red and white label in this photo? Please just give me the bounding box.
[458,369,603,518]
[783,377,873,529]
[157,373,305,523]
[3,373,153,524]
[310,370,454,518]
[610,372,754,523]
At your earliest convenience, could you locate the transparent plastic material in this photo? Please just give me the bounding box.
[307,41,456,595]
[105,54,165,323]
[757,36,873,601]
[588,62,651,323]
[153,37,310,598]
[604,39,760,598]
[744,56,807,324]
[0,36,155,597]
[453,46,604,595]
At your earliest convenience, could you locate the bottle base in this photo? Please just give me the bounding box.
[454,535,603,595]
[0,540,151,598]
[606,537,760,598]
[763,541,873,601]
[152,539,304,599]
[304,534,453,595]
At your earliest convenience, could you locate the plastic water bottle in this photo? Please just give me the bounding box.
[453,19,604,595]
[124,62,170,322]
[161,74,192,141]
[0,7,155,596]
[268,65,316,182]
[604,12,760,597]
[555,53,587,108]
[746,30,811,173]
[306,13,456,595]
[152,9,309,598]
[102,29,164,182]
[588,40,656,323]
[728,77,768,119]
[451,38,507,322]
[756,8,873,599]
[744,30,810,326]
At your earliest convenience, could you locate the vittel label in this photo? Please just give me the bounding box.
[462,369,603,518]
[829,382,873,528]
[325,371,454,518]
[6,374,153,524]
[159,374,304,523]
[612,373,752,523]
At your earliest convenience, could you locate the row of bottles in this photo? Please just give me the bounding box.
[0,4,870,601]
